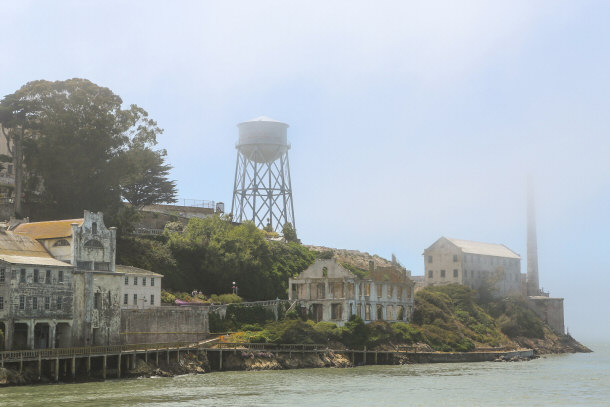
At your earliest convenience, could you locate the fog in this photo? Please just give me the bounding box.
[1,0,608,341]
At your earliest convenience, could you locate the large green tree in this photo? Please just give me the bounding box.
[0,78,176,219]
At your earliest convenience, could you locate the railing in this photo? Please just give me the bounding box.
[214,342,329,351]
[181,199,215,209]
[0,341,199,362]
[132,227,165,236]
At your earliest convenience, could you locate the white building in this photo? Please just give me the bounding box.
[117,265,162,309]
[423,237,521,297]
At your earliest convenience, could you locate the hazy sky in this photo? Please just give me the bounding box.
[2,1,609,342]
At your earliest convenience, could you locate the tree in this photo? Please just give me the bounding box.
[0,78,173,219]
[0,96,28,216]
[117,147,177,209]
[282,222,299,243]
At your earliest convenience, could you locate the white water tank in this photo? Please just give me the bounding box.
[237,116,289,164]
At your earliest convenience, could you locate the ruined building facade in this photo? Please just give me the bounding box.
[289,259,415,325]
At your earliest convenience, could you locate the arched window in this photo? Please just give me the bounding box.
[84,239,103,249]
[53,239,70,247]
[92,222,98,234]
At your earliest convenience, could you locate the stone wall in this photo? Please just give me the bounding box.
[120,306,209,344]
[527,296,565,334]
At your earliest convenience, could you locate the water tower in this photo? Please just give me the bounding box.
[231,116,295,232]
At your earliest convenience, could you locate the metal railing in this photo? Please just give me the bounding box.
[0,341,199,363]
[214,342,328,351]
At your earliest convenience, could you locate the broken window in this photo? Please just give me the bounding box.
[20,269,26,283]
[365,304,371,320]
[386,305,393,320]
[377,284,383,299]
[33,269,39,283]
[94,293,101,310]
[84,239,103,249]
[46,270,52,284]
[397,306,405,320]
[333,282,343,298]
[133,294,137,305]
[56,296,62,310]
[322,266,328,277]
[376,304,383,320]
[365,283,371,296]
[53,239,70,247]
[58,270,64,283]
[347,283,354,299]
[398,286,403,299]
[315,283,324,299]
[331,303,343,320]
[94,262,110,271]
[77,261,92,270]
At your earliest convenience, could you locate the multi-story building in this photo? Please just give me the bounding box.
[117,265,163,309]
[423,237,521,297]
[0,228,74,350]
[289,258,415,325]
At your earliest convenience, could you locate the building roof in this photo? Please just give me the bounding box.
[115,265,163,277]
[447,238,520,259]
[13,219,83,240]
[0,231,72,267]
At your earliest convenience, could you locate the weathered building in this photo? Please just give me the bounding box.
[423,237,521,298]
[289,259,414,325]
[117,265,163,309]
[13,211,123,347]
[0,229,73,350]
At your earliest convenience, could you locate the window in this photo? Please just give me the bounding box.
[57,296,62,310]
[46,270,52,284]
[0,268,4,283]
[453,269,458,278]
[20,269,26,283]
[150,294,154,306]
[84,239,103,249]
[331,303,342,320]
[92,222,97,234]
[53,239,70,247]
[365,283,371,296]
[58,270,64,283]
[377,284,383,298]
[19,295,25,310]
[0,296,3,310]
[34,269,39,283]
[133,294,137,305]
[365,304,371,320]
[124,294,128,305]
[124,276,129,285]
[94,293,101,309]
[428,270,433,278]
[440,269,446,278]
[33,297,38,310]
[134,277,138,286]
[94,262,110,271]
[398,286,403,299]
[143,277,147,286]
[453,254,458,262]
[151,277,155,287]
[45,297,50,310]
[428,255,433,263]
[77,261,92,270]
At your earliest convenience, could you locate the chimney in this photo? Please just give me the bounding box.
[526,177,540,296]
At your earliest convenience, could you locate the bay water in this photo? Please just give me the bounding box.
[1,343,608,406]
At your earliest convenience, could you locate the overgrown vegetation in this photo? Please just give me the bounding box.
[117,215,316,300]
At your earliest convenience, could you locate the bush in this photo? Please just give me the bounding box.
[241,323,263,331]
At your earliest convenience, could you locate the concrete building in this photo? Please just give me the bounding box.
[423,237,521,298]
[0,228,73,350]
[117,265,163,310]
[289,259,414,325]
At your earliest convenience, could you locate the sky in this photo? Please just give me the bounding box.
[1,0,609,342]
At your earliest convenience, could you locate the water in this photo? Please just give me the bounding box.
[1,344,608,406]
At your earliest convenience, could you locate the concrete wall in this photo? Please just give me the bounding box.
[120,272,162,309]
[120,307,209,344]
[72,211,117,272]
[72,271,123,346]
[527,296,565,334]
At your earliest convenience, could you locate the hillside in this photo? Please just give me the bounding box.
[306,245,404,270]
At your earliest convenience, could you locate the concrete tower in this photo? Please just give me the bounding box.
[231,116,295,232]
[526,179,540,296]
